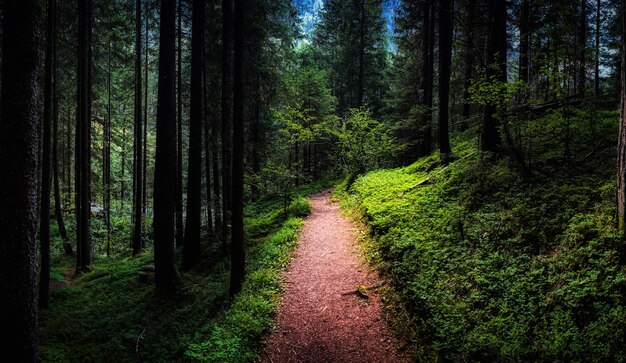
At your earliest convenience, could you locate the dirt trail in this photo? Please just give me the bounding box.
[261,190,408,363]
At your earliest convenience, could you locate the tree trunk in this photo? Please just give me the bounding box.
[154,0,181,293]
[578,0,587,97]
[230,0,246,297]
[76,0,92,271]
[133,0,143,256]
[105,42,111,257]
[461,0,476,120]
[222,0,233,248]
[39,0,55,308]
[52,7,69,249]
[0,0,40,358]
[420,1,434,156]
[481,0,506,153]
[176,0,184,247]
[519,0,530,84]
[438,0,453,163]
[594,0,601,96]
[182,0,205,270]
[357,0,364,107]
[143,1,149,220]
[617,0,626,233]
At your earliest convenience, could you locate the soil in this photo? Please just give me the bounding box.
[261,189,408,363]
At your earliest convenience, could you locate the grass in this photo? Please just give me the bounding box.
[39,181,333,362]
[335,105,626,361]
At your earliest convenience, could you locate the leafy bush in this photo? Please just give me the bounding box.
[336,110,626,360]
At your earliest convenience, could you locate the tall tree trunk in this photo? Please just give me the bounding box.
[594,0,601,96]
[143,1,149,219]
[438,0,453,163]
[481,0,506,153]
[461,0,476,120]
[357,0,364,107]
[519,0,530,85]
[203,53,214,239]
[420,1,434,156]
[230,0,246,297]
[39,0,55,309]
[154,0,181,293]
[133,0,143,256]
[105,42,111,257]
[76,0,92,271]
[182,0,205,270]
[617,0,626,233]
[222,0,233,248]
[578,0,587,97]
[52,7,69,250]
[176,0,184,247]
[0,0,40,358]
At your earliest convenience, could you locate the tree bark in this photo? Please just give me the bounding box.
[357,0,365,107]
[0,0,40,358]
[481,0,506,153]
[133,0,143,256]
[230,0,246,297]
[438,0,453,163]
[420,1,434,156]
[519,0,530,84]
[594,0,601,96]
[578,0,587,97]
[76,0,92,271]
[182,0,205,270]
[176,0,184,247]
[461,0,476,120]
[53,6,69,249]
[617,0,626,233]
[154,0,181,293]
[40,0,56,308]
[222,0,233,248]
[105,42,111,257]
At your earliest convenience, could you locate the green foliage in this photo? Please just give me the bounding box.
[185,217,303,362]
[329,107,401,177]
[39,188,314,362]
[336,108,626,361]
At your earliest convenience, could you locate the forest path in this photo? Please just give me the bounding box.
[261,190,408,363]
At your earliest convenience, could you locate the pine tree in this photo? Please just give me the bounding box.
[0,0,41,358]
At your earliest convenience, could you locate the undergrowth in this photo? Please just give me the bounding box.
[336,106,626,361]
[39,181,331,362]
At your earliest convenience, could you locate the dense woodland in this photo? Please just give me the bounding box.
[4,0,626,360]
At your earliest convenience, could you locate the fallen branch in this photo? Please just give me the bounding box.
[401,151,477,196]
[341,281,387,298]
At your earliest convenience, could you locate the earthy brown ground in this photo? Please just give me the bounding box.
[261,190,408,363]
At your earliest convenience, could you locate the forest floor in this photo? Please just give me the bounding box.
[261,189,407,363]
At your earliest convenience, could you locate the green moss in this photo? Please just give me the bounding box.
[336,108,626,361]
[39,185,317,362]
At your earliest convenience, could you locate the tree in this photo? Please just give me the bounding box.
[519,0,530,84]
[578,0,588,96]
[617,0,626,233]
[438,0,452,163]
[40,0,57,308]
[154,0,181,293]
[182,0,205,270]
[0,0,40,359]
[594,0,601,96]
[481,0,506,153]
[176,0,184,247]
[222,0,233,246]
[230,0,246,296]
[76,0,93,271]
[421,0,434,155]
[133,0,143,256]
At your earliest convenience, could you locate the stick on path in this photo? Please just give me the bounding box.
[261,190,408,362]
